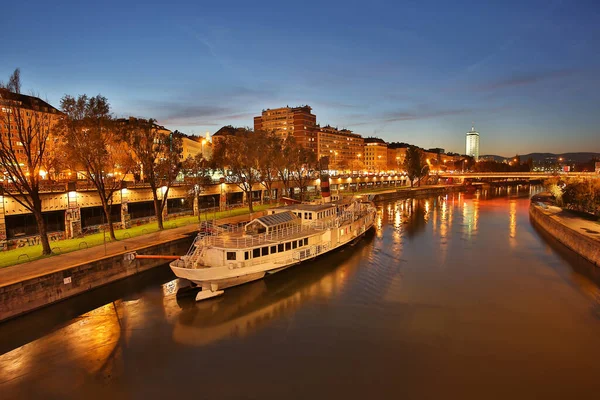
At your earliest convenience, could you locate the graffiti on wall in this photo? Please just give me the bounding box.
[3,231,66,251]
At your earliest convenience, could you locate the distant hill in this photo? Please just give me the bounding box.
[481,152,600,163]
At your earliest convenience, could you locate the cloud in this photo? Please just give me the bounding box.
[469,69,577,92]
[381,107,471,123]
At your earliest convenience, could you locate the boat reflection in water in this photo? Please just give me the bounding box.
[172,230,375,347]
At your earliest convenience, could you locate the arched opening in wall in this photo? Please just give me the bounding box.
[80,205,121,229]
[5,211,65,239]
[227,192,243,206]
[198,194,220,209]
[128,201,156,220]
[167,198,193,215]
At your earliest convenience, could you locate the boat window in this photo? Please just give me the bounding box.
[245,251,250,260]
[285,242,291,251]
[292,241,297,249]
[253,248,260,258]
[303,238,308,246]
[297,240,302,247]
[262,247,269,256]
[309,213,312,220]
[278,243,284,252]
[227,252,236,260]
[270,245,277,254]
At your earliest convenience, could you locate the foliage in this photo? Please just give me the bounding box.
[211,128,262,212]
[121,118,182,230]
[403,145,427,187]
[544,177,600,216]
[283,136,317,200]
[59,94,136,239]
[543,177,564,206]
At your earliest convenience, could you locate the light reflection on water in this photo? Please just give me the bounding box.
[4,184,600,399]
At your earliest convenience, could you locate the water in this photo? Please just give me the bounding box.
[2,186,600,399]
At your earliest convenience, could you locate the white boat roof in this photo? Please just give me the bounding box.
[251,211,298,228]
[272,203,335,212]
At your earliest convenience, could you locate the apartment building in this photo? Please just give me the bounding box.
[364,137,388,172]
[254,105,317,151]
[317,125,364,171]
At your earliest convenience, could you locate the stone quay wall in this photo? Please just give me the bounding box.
[0,235,194,322]
[529,204,600,267]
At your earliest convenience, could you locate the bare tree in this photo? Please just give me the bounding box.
[289,140,317,200]
[212,129,261,212]
[0,69,60,254]
[60,95,135,240]
[257,131,280,203]
[122,119,182,230]
[274,137,296,199]
[181,153,214,216]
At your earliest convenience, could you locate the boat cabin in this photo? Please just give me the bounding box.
[266,204,337,223]
[244,211,299,235]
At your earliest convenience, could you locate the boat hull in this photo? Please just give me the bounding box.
[170,203,376,298]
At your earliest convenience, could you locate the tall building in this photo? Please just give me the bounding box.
[465,124,480,161]
[0,89,61,168]
[316,125,364,171]
[254,105,317,151]
[364,137,388,172]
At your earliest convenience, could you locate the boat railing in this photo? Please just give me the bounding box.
[194,203,373,249]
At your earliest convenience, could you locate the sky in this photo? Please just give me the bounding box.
[2,0,600,156]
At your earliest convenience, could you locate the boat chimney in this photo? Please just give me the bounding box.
[320,173,331,203]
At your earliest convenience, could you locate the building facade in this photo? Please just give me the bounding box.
[316,126,364,171]
[0,89,61,168]
[466,125,480,161]
[364,137,388,172]
[254,106,317,152]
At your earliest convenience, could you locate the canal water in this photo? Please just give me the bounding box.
[2,186,600,399]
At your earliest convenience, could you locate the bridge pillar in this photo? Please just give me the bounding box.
[0,197,6,251]
[65,183,82,239]
[120,186,131,229]
[193,195,199,216]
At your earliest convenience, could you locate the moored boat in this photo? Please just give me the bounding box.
[170,197,376,301]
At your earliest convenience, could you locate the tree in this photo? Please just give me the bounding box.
[403,145,427,187]
[181,153,214,216]
[274,137,295,199]
[60,95,135,240]
[212,129,261,212]
[256,131,280,203]
[0,69,59,254]
[289,140,317,200]
[122,119,182,230]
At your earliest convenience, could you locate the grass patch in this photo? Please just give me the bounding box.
[0,203,272,269]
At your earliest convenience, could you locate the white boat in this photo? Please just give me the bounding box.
[170,198,377,301]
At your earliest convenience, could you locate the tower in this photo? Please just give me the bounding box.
[466,123,480,161]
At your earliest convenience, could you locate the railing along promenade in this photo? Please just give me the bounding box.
[438,171,599,179]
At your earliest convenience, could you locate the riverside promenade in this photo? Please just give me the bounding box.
[0,212,262,321]
[530,198,600,266]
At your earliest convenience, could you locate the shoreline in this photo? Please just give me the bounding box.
[529,200,600,267]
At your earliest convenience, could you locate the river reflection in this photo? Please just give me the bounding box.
[172,234,372,347]
[3,184,600,399]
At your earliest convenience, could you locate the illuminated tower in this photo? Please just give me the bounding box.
[465,123,480,161]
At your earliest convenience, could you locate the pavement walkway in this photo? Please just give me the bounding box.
[0,213,260,288]
[539,204,600,243]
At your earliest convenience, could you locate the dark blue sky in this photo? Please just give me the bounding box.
[3,0,599,155]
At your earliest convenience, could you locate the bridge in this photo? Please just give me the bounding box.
[437,172,599,180]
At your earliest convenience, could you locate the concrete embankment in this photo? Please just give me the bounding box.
[529,203,600,267]
[371,185,466,202]
[0,212,264,322]
[0,235,194,322]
